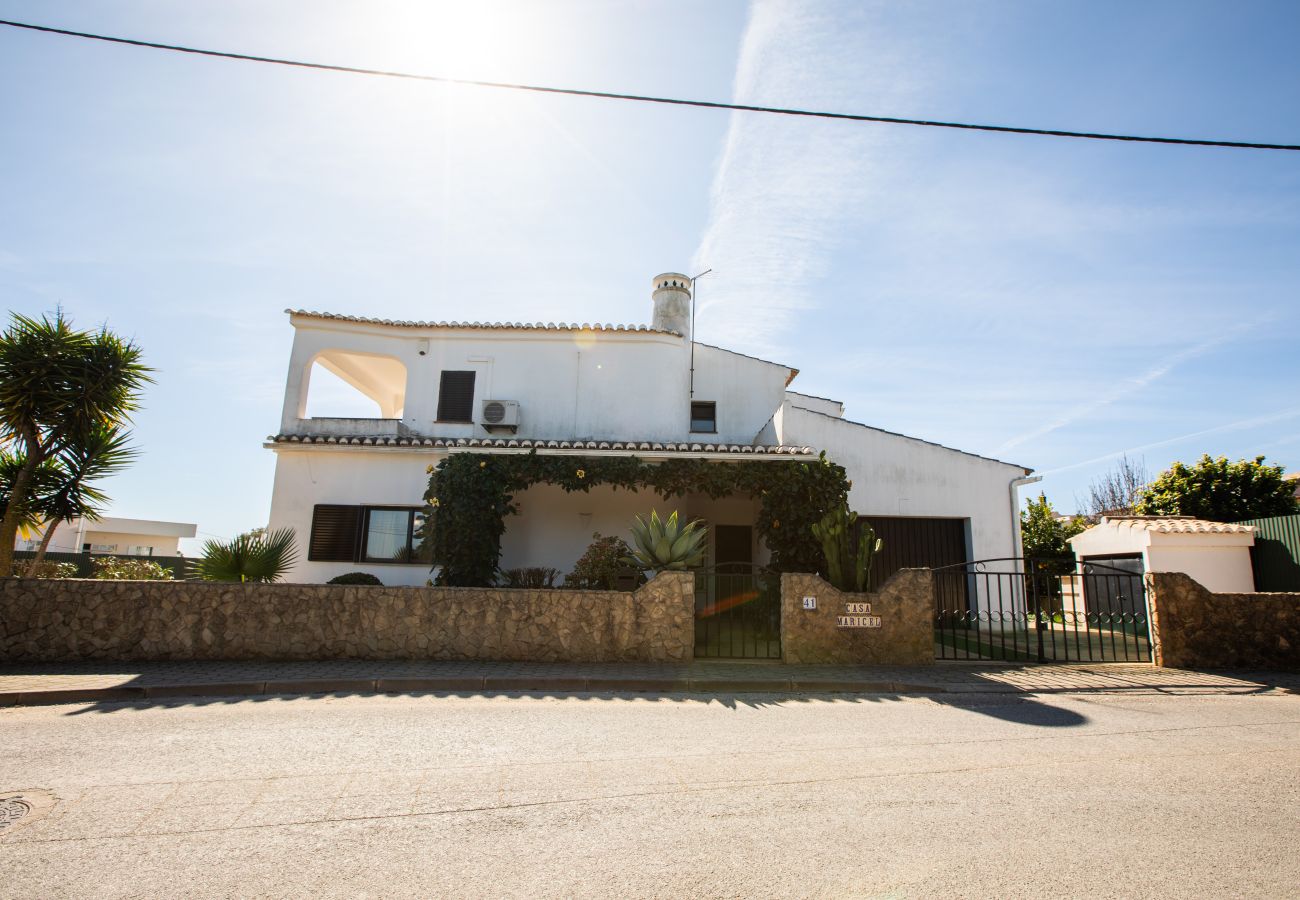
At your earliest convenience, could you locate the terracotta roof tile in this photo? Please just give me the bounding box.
[287,309,681,336]
[267,434,814,456]
[1101,516,1256,535]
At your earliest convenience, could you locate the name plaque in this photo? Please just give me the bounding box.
[837,614,882,628]
[845,602,872,614]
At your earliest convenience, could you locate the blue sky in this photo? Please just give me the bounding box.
[1,0,1297,552]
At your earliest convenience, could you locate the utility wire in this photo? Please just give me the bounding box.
[3,17,1298,152]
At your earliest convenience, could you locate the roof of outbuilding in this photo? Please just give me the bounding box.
[1095,516,1256,535]
[287,309,682,336]
[267,434,815,456]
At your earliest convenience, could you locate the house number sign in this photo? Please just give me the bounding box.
[802,596,817,610]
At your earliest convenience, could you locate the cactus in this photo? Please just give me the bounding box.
[623,509,708,572]
[811,504,882,592]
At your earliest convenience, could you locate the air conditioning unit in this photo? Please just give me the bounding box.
[480,399,520,431]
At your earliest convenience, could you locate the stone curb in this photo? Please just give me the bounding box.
[0,676,957,707]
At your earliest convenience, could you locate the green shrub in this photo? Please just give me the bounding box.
[564,533,640,590]
[327,572,383,586]
[499,566,561,588]
[14,560,79,579]
[91,556,174,580]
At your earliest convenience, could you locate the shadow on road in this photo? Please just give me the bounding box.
[50,685,1087,728]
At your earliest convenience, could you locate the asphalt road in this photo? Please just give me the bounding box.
[1,688,1297,898]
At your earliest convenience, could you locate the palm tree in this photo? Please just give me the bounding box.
[0,450,64,568]
[0,311,151,574]
[195,528,300,583]
[24,424,139,573]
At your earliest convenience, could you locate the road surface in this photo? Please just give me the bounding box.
[1,688,1297,897]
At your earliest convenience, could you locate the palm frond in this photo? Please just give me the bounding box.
[196,527,299,583]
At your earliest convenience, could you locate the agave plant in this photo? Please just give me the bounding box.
[623,510,707,572]
[196,527,299,583]
[811,503,882,593]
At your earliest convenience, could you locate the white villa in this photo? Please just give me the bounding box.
[266,273,1033,586]
[14,516,197,558]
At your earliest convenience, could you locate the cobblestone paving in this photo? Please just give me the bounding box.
[1,659,1296,704]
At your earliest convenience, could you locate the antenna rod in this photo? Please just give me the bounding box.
[689,269,712,399]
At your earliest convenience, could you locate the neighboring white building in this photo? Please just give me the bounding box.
[265,272,1033,586]
[15,516,198,557]
[1068,516,1257,593]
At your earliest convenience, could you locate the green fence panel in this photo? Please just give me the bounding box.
[1236,514,1300,591]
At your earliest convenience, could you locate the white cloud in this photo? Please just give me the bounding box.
[691,0,920,357]
[995,323,1259,453]
[1037,405,1300,477]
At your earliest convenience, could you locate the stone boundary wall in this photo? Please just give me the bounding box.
[780,570,933,665]
[0,573,695,664]
[1147,572,1299,670]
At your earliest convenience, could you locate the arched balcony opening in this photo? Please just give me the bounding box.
[296,349,407,435]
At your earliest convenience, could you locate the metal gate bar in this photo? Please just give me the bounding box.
[694,564,781,660]
[934,558,1151,663]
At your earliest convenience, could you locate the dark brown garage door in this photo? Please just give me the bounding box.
[859,516,969,590]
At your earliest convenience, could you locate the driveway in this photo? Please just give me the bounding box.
[1,688,1297,898]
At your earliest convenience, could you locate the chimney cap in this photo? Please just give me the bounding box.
[652,272,693,294]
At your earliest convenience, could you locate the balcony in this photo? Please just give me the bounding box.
[290,417,413,437]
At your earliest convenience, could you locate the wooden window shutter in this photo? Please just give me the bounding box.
[308,504,362,562]
[437,371,476,422]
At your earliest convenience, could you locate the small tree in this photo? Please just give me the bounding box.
[1081,455,1148,519]
[0,312,151,574]
[1137,455,1297,522]
[1021,493,1088,564]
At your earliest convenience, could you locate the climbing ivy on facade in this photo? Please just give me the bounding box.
[421,451,851,586]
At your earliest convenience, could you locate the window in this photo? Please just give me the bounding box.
[690,401,717,433]
[308,505,362,562]
[308,505,432,564]
[437,370,476,423]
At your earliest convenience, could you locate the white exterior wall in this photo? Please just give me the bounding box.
[78,531,184,556]
[267,447,437,586]
[283,319,702,443]
[282,320,797,447]
[498,484,762,577]
[779,404,1027,564]
[501,483,660,576]
[785,391,843,418]
[689,344,793,443]
[1145,543,1255,593]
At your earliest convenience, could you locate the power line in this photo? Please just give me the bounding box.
[3,17,1298,152]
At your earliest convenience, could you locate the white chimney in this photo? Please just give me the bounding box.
[650,272,692,338]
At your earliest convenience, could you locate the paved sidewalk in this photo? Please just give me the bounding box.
[1,659,1296,706]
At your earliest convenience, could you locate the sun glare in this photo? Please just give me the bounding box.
[373,1,528,80]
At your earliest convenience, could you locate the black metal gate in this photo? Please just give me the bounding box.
[694,563,782,659]
[934,558,1152,663]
